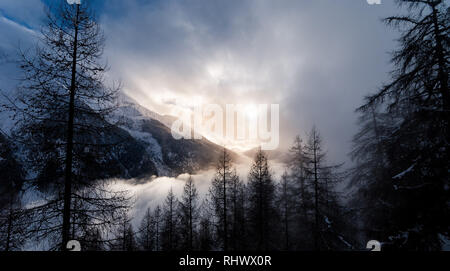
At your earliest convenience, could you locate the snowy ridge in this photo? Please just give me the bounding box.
[113,93,232,176]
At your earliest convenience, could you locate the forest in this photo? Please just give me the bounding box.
[0,0,448,251]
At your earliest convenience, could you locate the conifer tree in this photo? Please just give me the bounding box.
[301,127,351,250]
[247,148,277,251]
[178,176,199,250]
[162,188,178,251]
[137,208,154,251]
[153,205,163,251]
[354,0,449,250]
[1,1,129,250]
[209,148,238,251]
[226,169,247,251]
[276,172,296,250]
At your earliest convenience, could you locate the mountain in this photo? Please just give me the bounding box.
[114,95,239,176]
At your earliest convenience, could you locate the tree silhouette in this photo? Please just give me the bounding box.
[1,1,130,250]
[247,148,277,251]
[178,175,199,250]
[355,0,449,250]
[208,148,238,251]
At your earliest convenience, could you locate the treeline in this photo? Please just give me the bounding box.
[0,127,356,251]
[111,127,355,251]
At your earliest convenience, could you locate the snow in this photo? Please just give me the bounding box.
[394,183,430,190]
[324,216,331,228]
[388,231,409,243]
[392,164,415,179]
[122,127,163,163]
[113,95,186,176]
[115,93,174,129]
[21,183,47,209]
[338,235,352,248]
[439,234,450,251]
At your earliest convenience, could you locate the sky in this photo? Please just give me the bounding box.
[0,0,401,166]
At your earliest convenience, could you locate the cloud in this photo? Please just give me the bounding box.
[0,0,401,165]
[0,0,44,29]
[110,157,286,227]
[0,1,40,53]
[0,2,43,134]
[111,173,214,227]
[99,0,399,165]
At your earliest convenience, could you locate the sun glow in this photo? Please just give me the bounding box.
[244,104,258,120]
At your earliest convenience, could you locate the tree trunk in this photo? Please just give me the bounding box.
[5,205,13,251]
[223,150,228,251]
[62,4,80,251]
[313,134,319,250]
[430,3,449,114]
[258,158,263,251]
[189,192,193,251]
[284,185,289,250]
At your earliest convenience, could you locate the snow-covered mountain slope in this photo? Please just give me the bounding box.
[113,95,238,176]
[115,94,176,129]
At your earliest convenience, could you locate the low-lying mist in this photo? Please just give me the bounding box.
[110,156,286,227]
